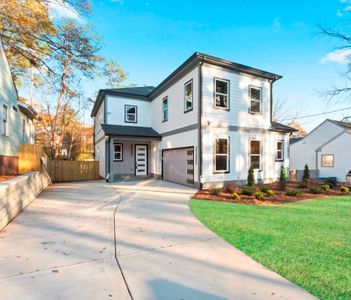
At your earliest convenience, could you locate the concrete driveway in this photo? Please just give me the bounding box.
[112,179,316,300]
[0,181,130,300]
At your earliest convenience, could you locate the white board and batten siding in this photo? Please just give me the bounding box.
[318,132,351,181]
[95,138,105,177]
[290,120,344,170]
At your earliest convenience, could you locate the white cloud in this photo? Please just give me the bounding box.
[320,49,351,65]
[48,0,81,21]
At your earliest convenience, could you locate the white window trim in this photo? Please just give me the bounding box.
[276,140,284,161]
[162,96,168,122]
[214,78,230,109]
[125,105,137,123]
[113,143,123,162]
[249,85,262,114]
[249,139,261,170]
[321,154,334,168]
[184,79,193,112]
[214,137,230,173]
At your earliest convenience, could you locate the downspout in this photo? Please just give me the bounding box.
[198,58,204,189]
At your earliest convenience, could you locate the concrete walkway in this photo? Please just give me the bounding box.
[111,179,316,300]
[0,181,130,300]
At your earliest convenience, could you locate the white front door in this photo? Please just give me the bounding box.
[135,145,147,176]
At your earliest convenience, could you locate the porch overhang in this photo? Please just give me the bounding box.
[101,124,162,140]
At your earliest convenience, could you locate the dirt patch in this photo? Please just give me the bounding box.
[193,181,350,206]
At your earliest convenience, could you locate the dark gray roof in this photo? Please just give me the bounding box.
[290,137,304,144]
[328,119,351,131]
[270,122,298,133]
[91,52,282,117]
[18,102,38,120]
[101,124,161,139]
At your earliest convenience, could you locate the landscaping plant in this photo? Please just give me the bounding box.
[226,181,237,193]
[231,192,241,201]
[321,184,330,192]
[255,191,265,200]
[259,184,270,193]
[340,186,349,193]
[298,181,308,189]
[266,189,275,197]
[302,164,310,182]
[242,186,256,196]
[247,166,255,187]
[278,166,287,190]
[309,187,322,194]
[211,188,221,196]
[286,189,300,197]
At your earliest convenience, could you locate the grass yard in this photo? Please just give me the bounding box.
[190,196,351,300]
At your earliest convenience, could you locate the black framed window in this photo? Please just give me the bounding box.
[214,138,229,172]
[250,140,261,169]
[321,154,334,167]
[249,86,262,113]
[276,141,284,161]
[184,80,193,112]
[114,143,123,161]
[162,97,168,121]
[214,78,229,109]
[125,105,137,123]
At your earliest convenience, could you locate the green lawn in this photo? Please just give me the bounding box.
[190,196,351,300]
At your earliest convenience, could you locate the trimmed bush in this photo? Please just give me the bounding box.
[226,181,237,193]
[325,177,337,188]
[340,186,350,193]
[302,164,310,182]
[231,192,241,201]
[286,189,300,197]
[247,166,255,187]
[242,186,256,196]
[310,187,322,194]
[266,189,275,197]
[321,184,330,192]
[211,188,221,196]
[298,181,308,189]
[279,166,287,190]
[255,191,265,200]
[259,184,270,193]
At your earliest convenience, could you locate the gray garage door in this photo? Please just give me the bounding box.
[163,148,194,186]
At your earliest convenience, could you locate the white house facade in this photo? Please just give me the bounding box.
[290,119,351,182]
[91,53,296,188]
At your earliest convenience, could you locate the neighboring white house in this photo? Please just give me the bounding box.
[290,119,351,182]
[91,52,296,188]
[0,41,37,175]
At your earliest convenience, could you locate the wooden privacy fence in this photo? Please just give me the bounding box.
[47,160,100,183]
[18,144,43,174]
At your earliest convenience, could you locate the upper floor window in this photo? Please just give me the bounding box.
[113,142,123,161]
[250,140,261,169]
[276,141,284,161]
[214,138,229,172]
[214,78,229,109]
[2,104,8,136]
[125,105,137,123]
[162,97,168,121]
[184,79,193,112]
[321,154,334,167]
[249,86,262,113]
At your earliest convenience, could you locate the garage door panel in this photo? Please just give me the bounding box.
[163,148,194,186]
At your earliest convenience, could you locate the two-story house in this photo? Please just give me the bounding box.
[0,41,37,175]
[91,52,296,188]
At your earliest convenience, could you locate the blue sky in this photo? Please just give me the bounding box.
[71,1,351,130]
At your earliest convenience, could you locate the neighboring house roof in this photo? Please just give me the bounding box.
[290,137,304,144]
[101,124,162,139]
[270,121,298,133]
[18,102,39,120]
[91,52,282,117]
[328,119,351,132]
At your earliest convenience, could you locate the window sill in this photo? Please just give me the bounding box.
[213,171,230,174]
[275,159,284,162]
[184,108,193,114]
[213,106,230,111]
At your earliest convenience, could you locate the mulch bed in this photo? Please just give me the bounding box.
[0,175,16,183]
[193,180,350,206]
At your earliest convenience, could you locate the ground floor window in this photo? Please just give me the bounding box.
[114,143,123,161]
[321,154,334,167]
[214,138,229,172]
[276,141,284,161]
[250,140,261,169]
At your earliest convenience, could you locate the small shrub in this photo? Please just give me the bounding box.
[325,177,337,188]
[259,184,270,193]
[321,184,330,192]
[231,192,241,201]
[226,181,237,193]
[242,186,256,196]
[302,164,310,182]
[266,189,275,197]
[340,186,350,193]
[279,166,287,190]
[286,189,300,197]
[247,166,255,187]
[211,188,221,196]
[298,181,308,189]
[255,191,265,200]
[309,187,322,194]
